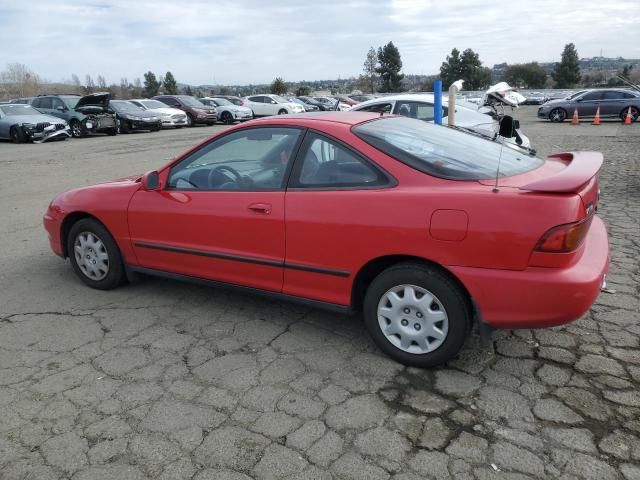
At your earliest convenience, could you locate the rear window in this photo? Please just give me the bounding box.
[353,117,544,181]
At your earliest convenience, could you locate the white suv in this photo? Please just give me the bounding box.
[243,94,305,117]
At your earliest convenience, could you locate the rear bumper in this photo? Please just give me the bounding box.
[450,215,610,329]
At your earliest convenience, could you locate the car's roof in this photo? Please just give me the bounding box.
[249,111,383,126]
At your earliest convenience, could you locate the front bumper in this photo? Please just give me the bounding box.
[537,108,550,118]
[450,215,610,329]
[25,124,71,143]
[162,116,188,127]
[129,119,162,130]
[43,207,64,257]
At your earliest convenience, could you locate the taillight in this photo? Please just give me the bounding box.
[534,215,593,253]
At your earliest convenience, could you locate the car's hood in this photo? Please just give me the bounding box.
[76,92,111,110]
[541,98,566,106]
[226,105,252,113]
[150,107,185,115]
[482,82,526,107]
[118,109,158,119]
[3,114,66,125]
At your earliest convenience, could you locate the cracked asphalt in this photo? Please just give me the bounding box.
[0,109,639,480]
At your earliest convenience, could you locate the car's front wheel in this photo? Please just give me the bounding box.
[70,120,85,138]
[363,263,471,367]
[221,111,234,124]
[278,109,288,115]
[67,218,126,290]
[549,108,567,122]
[10,126,27,144]
[186,114,195,127]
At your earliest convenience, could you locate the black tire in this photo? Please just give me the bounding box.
[363,263,471,367]
[107,128,118,136]
[10,126,27,144]
[67,218,126,290]
[70,119,85,138]
[221,111,234,125]
[278,109,288,115]
[119,120,131,134]
[186,114,195,127]
[620,106,639,123]
[549,108,567,123]
[151,126,161,132]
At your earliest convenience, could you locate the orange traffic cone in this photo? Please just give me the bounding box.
[571,108,579,125]
[593,106,601,125]
[624,107,633,125]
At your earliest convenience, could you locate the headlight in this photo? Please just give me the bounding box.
[22,123,36,130]
[128,115,142,120]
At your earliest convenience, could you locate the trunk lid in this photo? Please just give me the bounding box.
[479,151,602,213]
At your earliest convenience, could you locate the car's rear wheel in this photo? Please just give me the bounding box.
[107,128,118,136]
[363,263,471,367]
[70,120,85,138]
[67,218,126,290]
[119,120,131,134]
[221,111,234,124]
[10,126,27,144]
[549,108,567,122]
[620,106,639,123]
[278,109,287,115]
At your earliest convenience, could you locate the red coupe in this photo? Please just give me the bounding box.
[43,112,610,366]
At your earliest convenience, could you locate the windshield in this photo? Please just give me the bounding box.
[212,98,232,106]
[141,100,168,109]
[61,97,79,108]
[353,117,543,181]
[0,104,41,116]
[566,91,585,100]
[272,95,289,103]
[178,96,206,107]
[111,101,143,113]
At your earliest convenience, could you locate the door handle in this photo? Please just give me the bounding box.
[248,203,272,214]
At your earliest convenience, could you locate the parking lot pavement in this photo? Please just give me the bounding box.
[0,111,638,480]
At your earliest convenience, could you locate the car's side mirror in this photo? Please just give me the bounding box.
[141,170,160,191]
[56,106,66,111]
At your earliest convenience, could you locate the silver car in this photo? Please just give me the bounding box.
[128,99,188,128]
[200,97,253,124]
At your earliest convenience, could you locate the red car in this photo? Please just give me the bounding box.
[43,112,609,367]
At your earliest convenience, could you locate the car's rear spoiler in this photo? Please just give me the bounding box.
[519,152,603,193]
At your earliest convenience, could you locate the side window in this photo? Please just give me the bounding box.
[31,98,41,108]
[51,98,64,110]
[161,97,179,106]
[294,133,388,188]
[167,127,302,191]
[248,96,262,103]
[603,91,624,100]
[358,102,392,113]
[623,92,636,99]
[394,101,437,121]
[38,97,52,109]
[581,91,603,101]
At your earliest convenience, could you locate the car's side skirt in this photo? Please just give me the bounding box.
[126,264,354,315]
[133,241,350,278]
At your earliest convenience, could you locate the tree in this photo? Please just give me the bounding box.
[96,75,107,89]
[85,75,96,93]
[270,77,288,95]
[376,42,404,92]
[162,71,178,95]
[362,47,378,93]
[440,48,491,90]
[131,78,143,98]
[183,85,193,96]
[295,84,311,96]
[70,74,82,94]
[552,43,581,88]
[0,63,41,98]
[503,62,547,88]
[143,71,160,98]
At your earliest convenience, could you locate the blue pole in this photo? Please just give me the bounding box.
[433,80,443,125]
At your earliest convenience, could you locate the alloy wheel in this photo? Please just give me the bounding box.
[377,284,449,354]
[74,232,109,281]
[549,109,566,122]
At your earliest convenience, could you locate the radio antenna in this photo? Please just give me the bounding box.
[493,138,505,193]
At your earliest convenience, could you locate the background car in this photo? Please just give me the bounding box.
[522,92,548,105]
[129,99,188,128]
[313,96,338,110]
[153,95,217,126]
[215,95,244,106]
[31,92,117,138]
[286,97,319,112]
[298,96,331,111]
[199,97,253,124]
[43,112,608,368]
[109,100,162,133]
[537,88,640,122]
[242,94,305,116]
[0,103,70,143]
[333,95,358,106]
[9,97,33,104]
[350,93,531,149]
[349,94,377,103]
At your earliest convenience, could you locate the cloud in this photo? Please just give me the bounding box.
[0,0,638,85]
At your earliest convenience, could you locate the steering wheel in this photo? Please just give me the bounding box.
[208,165,242,188]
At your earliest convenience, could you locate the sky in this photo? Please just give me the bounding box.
[1,0,639,86]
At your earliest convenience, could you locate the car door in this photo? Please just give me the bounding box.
[600,90,625,116]
[33,97,53,115]
[127,126,304,293]
[393,101,441,121]
[264,96,279,115]
[247,96,265,116]
[283,131,394,305]
[575,91,602,116]
[49,97,67,120]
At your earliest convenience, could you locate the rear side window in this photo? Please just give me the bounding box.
[394,101,448,121]
[358,102,392,113]
[353,117,543,181]
[603,91,625,100]
[581,91,603,101]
